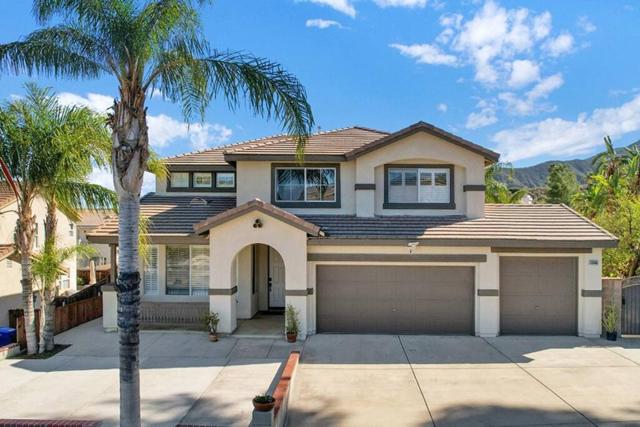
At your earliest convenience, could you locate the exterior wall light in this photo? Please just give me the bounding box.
[408,241,419,254]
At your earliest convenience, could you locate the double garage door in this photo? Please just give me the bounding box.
[316,257,578,335]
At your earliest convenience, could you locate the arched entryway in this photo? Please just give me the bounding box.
[231,243,287,337]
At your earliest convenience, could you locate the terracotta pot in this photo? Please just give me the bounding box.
[208,333,218,342]
[253,398,275,412]
[286,333,297,343]
[606,331,617,341]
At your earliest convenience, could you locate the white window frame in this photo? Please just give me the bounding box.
[143,245,159,295]
[165,245,209,296]
[387,166,452,205]
[193,172,213,188]
[215,172,235,188]
[170,172,189,188]
[275,167,337,203]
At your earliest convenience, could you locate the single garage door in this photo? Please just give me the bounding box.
[500,257,578,335]
[316,265,474,334]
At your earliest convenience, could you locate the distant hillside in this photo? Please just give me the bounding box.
[498,141,639,188]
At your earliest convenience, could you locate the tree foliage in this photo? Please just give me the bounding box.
[544,163,579,205]
[485,162,528,204]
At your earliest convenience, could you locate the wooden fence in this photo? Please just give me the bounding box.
[15,295,102,349]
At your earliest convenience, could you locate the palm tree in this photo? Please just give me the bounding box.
[32,242,97,352]
[485,163,528,204]
[592,135,621,180]
[0,84,117,355]
[622,144,640,195]
[0,2,314,424]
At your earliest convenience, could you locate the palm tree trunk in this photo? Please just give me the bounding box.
[116,192,141,427]
[43,287,56,351]
[17,204,37,355]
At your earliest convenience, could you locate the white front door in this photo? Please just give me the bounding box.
[269,247,286,308]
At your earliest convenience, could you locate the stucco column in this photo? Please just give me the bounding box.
[355,158,375,217]
[209,239,237,334]
[476,253,499,337]
[579,249,603,338]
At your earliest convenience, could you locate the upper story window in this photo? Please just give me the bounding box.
[216,172,235,188]
[384,164,454,209]
[193,172,212,188]
[167,170,236,192]
[170,172,189,188]
[272,165,340,207]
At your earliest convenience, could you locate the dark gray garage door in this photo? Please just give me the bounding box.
[500,257,578,335]
[316,265,474,334]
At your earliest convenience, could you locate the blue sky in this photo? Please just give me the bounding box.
[1,0,639,189]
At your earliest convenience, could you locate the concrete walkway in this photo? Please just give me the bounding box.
[288,334,640,427]
[0,319,301,426]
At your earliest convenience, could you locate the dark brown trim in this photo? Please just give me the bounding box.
[307,253,487,263]
[208,286,238,296]
[225,154,345,162]
[168,164,235,172]
[270,163,341,209]
[492,247,593,254]
[477,289,499,296]
[344,121,500,163]
[463,184,486,192]
[285,289,313,296]
[581,289,602,297]
[383,164,456,210]
[307,237,617,248]
[355,183,376,190]
[167,170,237,193]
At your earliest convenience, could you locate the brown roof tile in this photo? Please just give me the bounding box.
[0,184,16,209]
[0,244,15,261]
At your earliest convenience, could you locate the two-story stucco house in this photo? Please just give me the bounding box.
[0,185,78,326]
[91,122,617,338]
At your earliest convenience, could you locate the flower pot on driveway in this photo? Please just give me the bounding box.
[606,331,618,341]
[253,395,275,412]
[208,333,218,342]
[286,333,297,343]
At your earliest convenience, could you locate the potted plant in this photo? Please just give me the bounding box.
[203,311,220,342]
[602,304,619,341]
[285,304,299,343]
[252,393,275,412]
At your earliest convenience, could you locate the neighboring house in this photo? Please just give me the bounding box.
[0,185,78,327]
[76,210,116,284]
[89,122,617,338]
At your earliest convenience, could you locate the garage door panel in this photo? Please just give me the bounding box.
[500,257,577,335]
[316,265,474,335]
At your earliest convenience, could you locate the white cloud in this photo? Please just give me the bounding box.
[89,167,156,195]
[499,72,564,115]
[57,92,113,112]
[374,0,427,8]
[532,11,551,40]
[390,43,457,65]
[56,92,232,151]
[493,94,640,162]
[307,0,356,17]
[466,100,498,129]
[148,114,232,150]
[306,18,342,29]
[508,59,540,88]
[577,16,596,33]
[437,103,448,112]
[543,32,574,57]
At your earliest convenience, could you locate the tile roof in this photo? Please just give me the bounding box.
[87,197,617,248]
[0,244,15,261]
[302,204,617,247]
[163,127,388,165]
[88,194,236,238]
[0,184,16,209]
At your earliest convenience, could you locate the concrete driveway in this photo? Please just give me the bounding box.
[288,334,640,427]
[0,319,301,426]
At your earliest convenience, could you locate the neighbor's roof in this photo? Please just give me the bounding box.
[303,204,617,248]
[0,244,15,261]
[0,184,16,210]
[87,198,617,248]
[163,122,500,165]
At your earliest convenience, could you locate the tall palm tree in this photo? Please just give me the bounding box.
[592,135,621,179]
[0,2,314,424]
[0,84,116,354]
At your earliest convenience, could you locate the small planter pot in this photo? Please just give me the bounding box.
[606,331,618,341]
[252,398,275,412]
[286,333,297,343]
[208,333,219,342]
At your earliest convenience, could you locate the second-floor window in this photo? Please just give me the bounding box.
[193,172,212,188]
[385,165,454,208]
[275,167,336,202]
[170,172,189,188]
